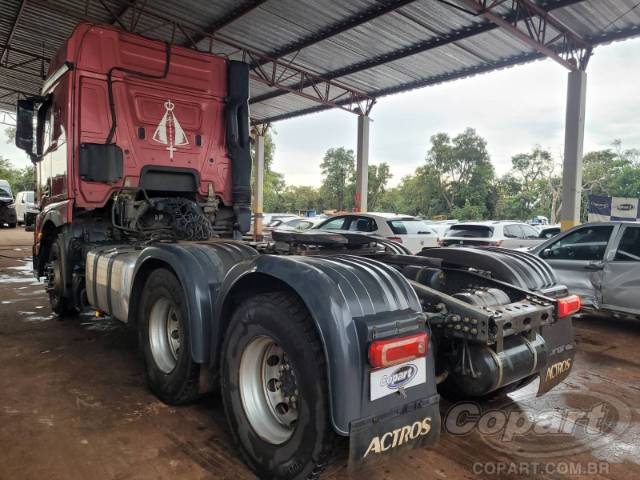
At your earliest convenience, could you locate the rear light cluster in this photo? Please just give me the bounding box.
[488,240,503,247]
[386,236,403,244]
[557,295,581,318]
[368,332,429,368]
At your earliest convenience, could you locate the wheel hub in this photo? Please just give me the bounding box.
[148,297,181,374]
[239,336,300,444]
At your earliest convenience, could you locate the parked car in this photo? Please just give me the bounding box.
[0,179,17,228]
[313,212,439,253]
[263,216,324,238]
[274,217,323,232]
[14,190,37,225]
[428,221,457,239]
[538,224,561,239]
[531,221,640,318]
[440,221,545,249]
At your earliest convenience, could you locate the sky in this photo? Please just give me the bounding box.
[1,36,639,186]
[270,36,640,187]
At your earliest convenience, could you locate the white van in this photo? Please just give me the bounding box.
[14,190,37,224]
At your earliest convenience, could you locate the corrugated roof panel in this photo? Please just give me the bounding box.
[0,0,639,122]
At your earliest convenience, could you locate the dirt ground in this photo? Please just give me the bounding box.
[1,227,638,480]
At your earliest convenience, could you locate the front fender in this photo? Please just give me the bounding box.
[215,254,438,435]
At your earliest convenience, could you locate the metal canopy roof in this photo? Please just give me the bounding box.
[1,0,639,125]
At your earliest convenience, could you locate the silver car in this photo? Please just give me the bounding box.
[440,221,545,249]
[531,222,640,318]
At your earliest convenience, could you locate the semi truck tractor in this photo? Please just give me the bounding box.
[14,23,579,479]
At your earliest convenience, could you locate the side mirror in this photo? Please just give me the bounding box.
[541,248,552,258]
[15,99,35,156]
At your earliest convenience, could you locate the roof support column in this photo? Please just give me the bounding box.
[253,127,266,240]
[355,114,370,212]
[561,69,587,231]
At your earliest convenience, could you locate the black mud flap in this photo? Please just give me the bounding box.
[537,317,575,395]
[348,395,440,473]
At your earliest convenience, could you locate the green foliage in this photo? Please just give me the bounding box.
[319,147,355,211]
[580,140,640,220]
[380,128,495,219]
[0,156,35,192]
[5,127,16,144]
[367,163,392,211]
[251,129,639,224]
[450,199,485,221]
[498,146,561,222]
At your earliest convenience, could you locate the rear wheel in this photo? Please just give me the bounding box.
[138,268,200,405]
[221,292,337,479]
[8,222,16,228]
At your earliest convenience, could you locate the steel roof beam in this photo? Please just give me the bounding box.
[0,44,48,79]
[0,0,28,65]
[263,0,417,61]
[186,0,268,48]
[459,0,592,70]
[252,49,547,124]
[0,110,17,126]
[249,0,586,105]
[33,0,375,116]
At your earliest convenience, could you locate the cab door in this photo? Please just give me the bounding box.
[601,225,640,315]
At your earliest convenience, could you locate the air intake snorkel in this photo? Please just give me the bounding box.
[225,61,252,237]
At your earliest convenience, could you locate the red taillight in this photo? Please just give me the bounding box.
[489,240,503,247]
[557,295,581,318]
[387,236,403,243]
[369,332,429,368]
[437,238,444,247]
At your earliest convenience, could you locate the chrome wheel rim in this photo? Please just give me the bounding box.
[148,297,181,374]
[239,336,299,444]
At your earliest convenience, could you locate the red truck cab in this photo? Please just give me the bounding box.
[15,22,251,309]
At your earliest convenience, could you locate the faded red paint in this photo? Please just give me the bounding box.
[43,22,232,214]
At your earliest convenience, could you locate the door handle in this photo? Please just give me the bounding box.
[585,261,604,271]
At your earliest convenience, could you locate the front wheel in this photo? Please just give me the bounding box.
[221,292,337,480]
[45,237,76,316]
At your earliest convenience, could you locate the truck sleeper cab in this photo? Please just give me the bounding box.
[14,23,578,480]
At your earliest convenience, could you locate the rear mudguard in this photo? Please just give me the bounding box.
[129,245,439,436]
[215,254,440,436]
[420,246,560,293]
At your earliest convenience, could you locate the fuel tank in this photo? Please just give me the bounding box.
[86,246,141,322]
[445,333,547,397]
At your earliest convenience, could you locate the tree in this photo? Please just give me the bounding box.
[424,128,495,218]
[5,126,16,144]
[319,147,355,211]
[367,162,392,211]
[0,156,35,192]
[499,146,560,221]
[580,140,640,220]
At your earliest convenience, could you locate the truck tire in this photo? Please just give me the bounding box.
[221,292,337,480]
[45,237,76,317]
[138,268,200,405]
